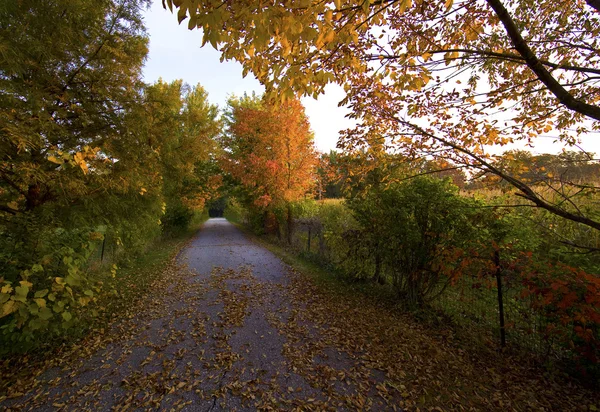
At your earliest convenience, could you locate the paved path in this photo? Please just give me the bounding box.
[1,219,400,411]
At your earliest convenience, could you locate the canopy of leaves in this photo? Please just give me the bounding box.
[165,0,600,236]
[221,95,317,210]
[0,0,221,342]
[140,79,221,230]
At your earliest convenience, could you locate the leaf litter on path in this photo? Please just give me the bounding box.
[0,239,598,411]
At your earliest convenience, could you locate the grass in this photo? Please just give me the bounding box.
[86,227,200,330]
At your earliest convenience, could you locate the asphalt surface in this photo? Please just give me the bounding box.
[1,218,398,411]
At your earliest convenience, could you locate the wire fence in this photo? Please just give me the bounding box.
[287,218,579,363]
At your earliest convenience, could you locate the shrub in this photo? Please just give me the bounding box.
[348,177,478,307]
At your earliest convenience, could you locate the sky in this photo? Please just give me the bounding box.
[141,1,353,153]
[141,2,599,158]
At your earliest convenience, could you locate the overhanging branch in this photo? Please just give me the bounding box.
[389,115,600,232]
[485,0,600,122]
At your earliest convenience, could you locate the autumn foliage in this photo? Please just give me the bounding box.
[513,255,600,365]
[0,1,220,346]
[221,96,317,239]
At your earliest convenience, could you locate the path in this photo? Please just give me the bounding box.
[0,219,401,411]
[2,219,596,411]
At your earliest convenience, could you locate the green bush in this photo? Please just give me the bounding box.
[162,202,195,233]
[347,177,479,307]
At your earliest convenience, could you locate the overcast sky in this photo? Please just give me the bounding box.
[141,2,599,157]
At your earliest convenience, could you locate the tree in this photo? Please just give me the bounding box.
[1,0,151,216]
[0,0,162,338]
[221,95,317,243]
[347,176,478,306]
[315,151,344,199]
[141,80,221,231]
[164,0,600,244]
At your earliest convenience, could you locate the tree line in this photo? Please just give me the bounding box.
[0,0,222,344]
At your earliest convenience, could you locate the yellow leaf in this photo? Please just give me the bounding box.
[1,300,16,318]
[48,156,62,164]
[324,30,335,43]
[465,27,478,41]
[445,0,453,11]
[399,0,412,13]
[20,280,33,288]
[7,201,18,210]
[79,160,89,174]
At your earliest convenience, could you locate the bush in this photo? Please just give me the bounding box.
[162,202,195,232]
[348,177,479,307]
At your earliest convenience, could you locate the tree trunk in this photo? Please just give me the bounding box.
[286,204,293,245]
[374,252,385,284]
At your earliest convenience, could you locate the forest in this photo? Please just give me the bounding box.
[1,0,600,397]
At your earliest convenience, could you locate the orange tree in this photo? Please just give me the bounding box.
[221,95,317,243]
[164,0,600,248]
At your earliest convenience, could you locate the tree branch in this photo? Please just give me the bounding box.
[371,49,600,76]
[485,0,600,122]
[390,115,600,232]
[0,205,17,215]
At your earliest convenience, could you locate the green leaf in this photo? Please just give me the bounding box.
[28,318,42,330]
[62,311,72,322]
[65,275,80,287]
[34,289,48,298]
[39,307,53,321]
[28,303,39,315]
[0,293,9,304]
[15,285,29,298]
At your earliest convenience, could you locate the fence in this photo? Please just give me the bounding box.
[286,216,583,364]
